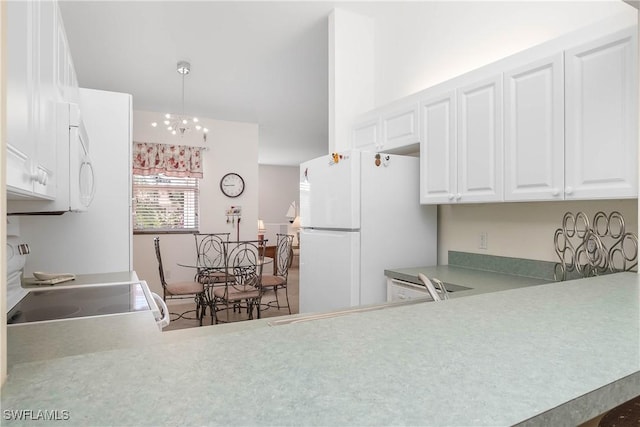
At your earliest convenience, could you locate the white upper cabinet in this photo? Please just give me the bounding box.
[565,28,638,200]
[35,0,58,199]
[456,74,503,203]
[6,0,38,195]
[352,98,420,152]
[420,90,457,204]
[504,53,565,201]
[7,0,79,200]
[380,101,420,151]
[420,73,503,204]
[352,113,380,150]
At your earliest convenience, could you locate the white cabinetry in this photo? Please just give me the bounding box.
[6,0,42,195]
[419,90,457,204]
[6,0,79,201]
[565,28,638,200]
[420,73,503,204]
[352,98,420,152]
[504,54,565,201]
[352,112,379,150]
[456,74,504,203]
[380,101,420,151]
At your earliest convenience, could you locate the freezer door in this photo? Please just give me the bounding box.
[300,151,360,229]
[299,228,360,313]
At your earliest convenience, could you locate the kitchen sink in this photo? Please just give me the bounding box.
[440,282,471,292]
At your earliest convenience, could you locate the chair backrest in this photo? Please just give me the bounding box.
[274,234,294,277]
[153,237,167,289]
[194,233,230,270]
[224,240,265,292]
[418,273,442,302]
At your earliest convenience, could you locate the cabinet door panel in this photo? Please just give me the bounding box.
[457,75,503,202]
[565,28,638,199]
[381,102,419,150]
[35,0,57,198]
[504,54,564,201]
[6,1,36,195]
[420,91,456,204]
[352,116,379,150]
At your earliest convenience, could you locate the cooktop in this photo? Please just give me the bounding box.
[7,282,151,325]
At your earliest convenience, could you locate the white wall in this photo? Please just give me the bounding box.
[258,164,300,245]
[360,1,639,264]
[258,165,299,224]
[370,2,637,106]
[329,8,375,153]
[132,110,259,297]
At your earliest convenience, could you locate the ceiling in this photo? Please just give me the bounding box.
[58,1,354,166]
[58,1,636,167]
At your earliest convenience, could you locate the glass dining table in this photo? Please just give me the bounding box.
[177,256,273,321]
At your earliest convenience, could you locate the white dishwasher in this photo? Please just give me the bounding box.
[386,278,434,302]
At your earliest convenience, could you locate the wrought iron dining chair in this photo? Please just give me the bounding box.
[154,237,206,326]
[210,240,265,324]
[193,233,231,286]
[261,234,294,314]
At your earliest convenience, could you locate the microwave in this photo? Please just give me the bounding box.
[7,102,96,214]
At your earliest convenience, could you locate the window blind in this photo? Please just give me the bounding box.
[133,175,199,232]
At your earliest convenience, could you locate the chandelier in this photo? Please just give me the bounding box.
[151,61,208,142]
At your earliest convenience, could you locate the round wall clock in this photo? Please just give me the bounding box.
[220,172,245,198]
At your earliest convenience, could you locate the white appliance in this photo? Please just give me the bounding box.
[16,88,133,276]
[7,280,169,330]
[299,150,437,313]
[7,103,96,214]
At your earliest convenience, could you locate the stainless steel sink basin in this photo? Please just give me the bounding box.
[440,282,471,292]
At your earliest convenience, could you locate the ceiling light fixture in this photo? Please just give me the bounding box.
[151,61,208,142]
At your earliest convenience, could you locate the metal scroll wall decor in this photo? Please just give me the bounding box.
[554,211,638,281]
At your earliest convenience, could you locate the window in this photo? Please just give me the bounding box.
[133,175,199,233]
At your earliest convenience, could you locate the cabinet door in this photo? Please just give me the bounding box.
[457,74,503,203]
[504,54,564,201]
[565,28,638,200]
[6,1,37,195]
[352,115,380,150]
[381,101,419,150]
[34,0,57,198]
[420,90,457,204]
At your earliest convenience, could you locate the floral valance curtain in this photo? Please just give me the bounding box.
[133,142,203,178]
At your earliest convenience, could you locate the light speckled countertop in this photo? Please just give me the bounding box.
[2,273,639,426]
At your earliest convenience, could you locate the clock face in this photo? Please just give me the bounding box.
[220,173,245,198]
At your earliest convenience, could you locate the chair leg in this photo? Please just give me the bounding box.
[283,284,291,315]
[273,288,281,310]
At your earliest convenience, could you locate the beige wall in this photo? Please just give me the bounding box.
[132,111,259,297]
[438,199,638,264]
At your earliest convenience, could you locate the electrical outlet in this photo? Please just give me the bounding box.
[165,269,172,279]
[479,232,488,250]
[587,239,596,253]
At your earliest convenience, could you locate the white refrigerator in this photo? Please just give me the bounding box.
[299,150,437,313]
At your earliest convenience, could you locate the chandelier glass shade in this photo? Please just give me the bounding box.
[151,61,208,141]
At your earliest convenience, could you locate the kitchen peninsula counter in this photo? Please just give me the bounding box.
[2,273,639,426]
